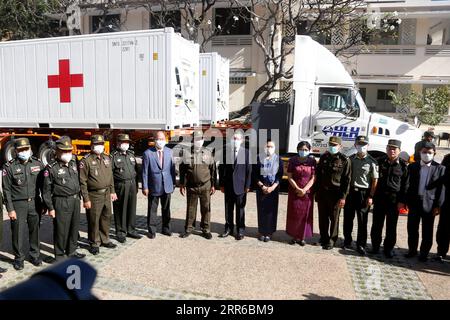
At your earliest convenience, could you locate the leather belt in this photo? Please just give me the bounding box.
[13,198,34,202]
[351,187,369,192]
[54,194,79,199]
[89,188,107,193]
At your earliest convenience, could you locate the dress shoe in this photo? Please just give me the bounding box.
[289,239,297,245]
[162,230,172,237]
[263,236,270,242]
[342,243,352,250]
[323,244,333,250]
[117,236,126,244]
[384,250,394,258]
[432,255,444,263]
[202,232,212,240]
[357,246,366,256]
[101,242,117,249]
[0,266,7,273]
[127,232,142,239]
[404,251,418,258]
[147,232,156,239]
[418,254,428,262]
[30,258,42,267]
[299,240,306,246]
[69,252,86,259]
[258,235,265,241]
[219,230,233,238]
[13,260,24,271]
[179,231,191,238]
[235,234,244,241]
[89,246,100,255]
[370,247,380,254]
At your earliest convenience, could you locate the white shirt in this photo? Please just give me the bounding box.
[418,160,432,196]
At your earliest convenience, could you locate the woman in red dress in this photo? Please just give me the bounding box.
[286,141,316,245]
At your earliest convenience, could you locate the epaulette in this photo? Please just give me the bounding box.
[127,149,135,155]
[4,159,14,167]
[47,161,57,168]
[112,150,119,156]
[83,153,91,159]
[31,156,42,162]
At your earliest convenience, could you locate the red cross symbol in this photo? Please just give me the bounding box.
[48,59,84,103]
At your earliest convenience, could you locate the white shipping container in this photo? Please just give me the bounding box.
[0,28,199,130]
[199,52,229,124]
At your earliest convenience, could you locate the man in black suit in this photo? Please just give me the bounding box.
[218,131,252,240]
[405,142,446,262]
[434,153,449,262]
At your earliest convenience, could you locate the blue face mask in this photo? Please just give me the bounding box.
[298,150,310,158]
[329,146,339,154]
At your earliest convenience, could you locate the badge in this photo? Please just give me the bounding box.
[95,169,98,176]
[92,161,97,165]
[58,168,65,175]
[79,162,85,169]
[30,166,41,173]
[16,168,22,173]
[62,178,66,185]
[44,170,49,177]
[72,165,77,172]
[17,179,22,185]
[120,168,124,173]
[130,157,135,163]
[2,169,7,176]
[117,159,122,162]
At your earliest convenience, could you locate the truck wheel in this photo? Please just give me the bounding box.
[1,140,16,165]
[38,141,56,166]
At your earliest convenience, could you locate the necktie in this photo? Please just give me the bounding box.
[158,150,163,167]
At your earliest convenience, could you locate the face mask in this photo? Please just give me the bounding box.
[265,147,275,156]
[421,152,434,163]
[329,145,339,155]
[356,145,368,154]
[119,143,129,152]
[156,139,166,150]
[93,145,104,155]
[193,140,204,149]
[298,150,310,158]
[17,150,31,161]
[60,153,72,163]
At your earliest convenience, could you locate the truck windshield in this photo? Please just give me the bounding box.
[319,87,354,114]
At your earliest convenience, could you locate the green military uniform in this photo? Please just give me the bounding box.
[2,138,45,267]
[179,136,216,237]
[111,134,140,242]
[315,136,351,249]
[42,137,82,261]
[79,135,116,251]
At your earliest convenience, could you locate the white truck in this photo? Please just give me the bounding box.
[253,35,423,161]
[199,52,230,124]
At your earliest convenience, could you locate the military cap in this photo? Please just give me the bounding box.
[421,141,436,151]
[117,133,130,142]
[424,131,435,138]
[355,135,369,145]
[91,134,105,144]
[56,136,73,151]
[329,136,342,145]
[193,130,204,140]
[15,138,31,149]
[387,139,401,148]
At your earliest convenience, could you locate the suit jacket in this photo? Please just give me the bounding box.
[219,147,252,195]
[142,146,176,196]
[406,160,446,213]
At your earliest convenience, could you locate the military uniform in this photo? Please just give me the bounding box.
[79,135,116,253]
[42,137,83,261]
[370,139,409,257]
[343,136,379,253]
[111,134,140,242]
[2,138,45,269]
[315,136,351,249]
[179,140,216,237]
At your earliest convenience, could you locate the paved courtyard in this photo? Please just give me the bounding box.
[0,186,449,300]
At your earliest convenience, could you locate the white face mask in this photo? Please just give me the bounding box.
[156,139,166,150]
[119,143,129,152]
[60,153,72,163]
[17,149,31,161]
[265,146,275,156]
[421,152,434,163]
[356,145,368,155]
[193,139,204,149]
[93,145,104,155]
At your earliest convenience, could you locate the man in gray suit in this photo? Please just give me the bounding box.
[142,131,176,238]
[405,142,446,262]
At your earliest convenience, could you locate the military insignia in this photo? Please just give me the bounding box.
[117,159,122,162]
[16,168,22,173]
[79,162,85,169]
[30,166,41,173]
[58,168,65,175]
[17,179,22,185]
[2,169,7,176]
[92,161,97,165]
[130,157,135,163]
[44,170,49,177]
[72,165,77,172]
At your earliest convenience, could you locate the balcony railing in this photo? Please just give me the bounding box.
[325,45,417,55]
[425,45,450,56]
[211,35,253,46]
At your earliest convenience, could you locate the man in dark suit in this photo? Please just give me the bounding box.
[434,159,449,262]
[405,142,445,262]
[218,131,252,240]
[142,131,176,238]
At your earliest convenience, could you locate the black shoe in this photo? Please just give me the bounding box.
[263,236,270,242]
[117,236,126,244]
[179,231,191,238]
[69,252,86,259]
[147,232,156,239]
[432,255,444,263]
[202,232,212,240]
[162,230,172,237]
[323,244,333,250]
[101,242,117,249]
[13,260,24,271]
[235,234,244,241]
[357,246,366,256]
[219,230,233,238]
[299,240,306,246]
[259,235,265,242]
[127,232,142,239]
[384,250,394,258]
[30,258,42,267]
[0,266,7,273]
[342,242,352,250]
[289,239,297,245]
[89,247,100,255]
[370,247,380,254]
[404,251,418,258]
[418,254,428,262]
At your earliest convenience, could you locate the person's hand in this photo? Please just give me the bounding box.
[84,201,92,209]
[210,186,216,195]
[366,197,373,207]
[338,199,346,208]
[180,186,185,196]
[8,210,17,220]
[245,188,250,193]
[296,188,305,197]
[220,187,225,193]
[432,207,440,216]
[397,202,406,211]
[262,186,269,194]
[49,210,56,218]
[111,193,118,202]
[142,189,149,196]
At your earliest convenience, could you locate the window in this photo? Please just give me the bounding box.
[150,10,181,33]
[319,87,355,114]
[230,77,247,84]
[215,7,251,35]
[91,14,121,33]
[296,20,331,45]
[363,19,400,45]
[377,89,394,101]
[359,88,367,101]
